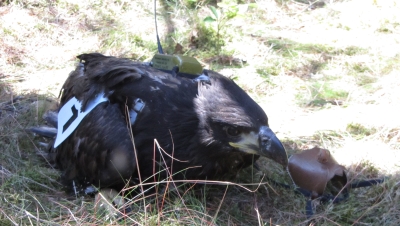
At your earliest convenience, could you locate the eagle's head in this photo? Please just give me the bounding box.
[194,70,288,167]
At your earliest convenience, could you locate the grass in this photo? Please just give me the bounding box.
[1,0,400,225]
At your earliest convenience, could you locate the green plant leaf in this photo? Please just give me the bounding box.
[210,6,219,19]
[248,3,258,8]
[203,16,217,23]
[225,6,239,19]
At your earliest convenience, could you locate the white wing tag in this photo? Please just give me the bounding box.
[54,94,108,148]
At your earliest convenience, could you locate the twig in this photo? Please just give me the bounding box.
[0,208,18,226]
[211,185,229,225]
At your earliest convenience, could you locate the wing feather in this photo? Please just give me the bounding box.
[60,53,144,111]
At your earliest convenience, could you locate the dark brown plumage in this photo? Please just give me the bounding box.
[35,53,288,194]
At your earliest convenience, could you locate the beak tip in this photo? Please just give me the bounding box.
[269,135,288,167]
[259,126,288,167]
[276,147,288,167]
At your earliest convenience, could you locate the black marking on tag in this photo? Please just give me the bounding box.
[63,105,78,132]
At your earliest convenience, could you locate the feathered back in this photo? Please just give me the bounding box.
[61,53,144,111]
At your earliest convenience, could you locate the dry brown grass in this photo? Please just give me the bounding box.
[1,0,399,225]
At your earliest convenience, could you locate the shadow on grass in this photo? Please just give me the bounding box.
[0,80,63,225]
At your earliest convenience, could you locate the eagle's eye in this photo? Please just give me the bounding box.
[225,126,241,137]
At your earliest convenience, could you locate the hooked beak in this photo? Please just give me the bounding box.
[258,126,288,167]
[229,126,288,167]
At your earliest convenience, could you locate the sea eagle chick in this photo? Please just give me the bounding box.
[36,53,288,194]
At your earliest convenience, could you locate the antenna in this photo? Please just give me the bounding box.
[154,0,164,54]
[150,0,205,80]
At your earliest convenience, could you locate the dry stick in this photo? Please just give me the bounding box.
[152,140,161,226]
[168,130,175,173]
[16,134,22,158]
[351,187,386,226]
[321,163,384,225]
[155,140,170,219]
[118,132,195,222]
[118,166,271,221]
[124,102,147,221]
[0,208,18,226]
[36,201,40,225]
[262,174,280,196]
[50,198,93,223]
[25,192,51,222]
[211,185,229,225]
[66,208,79,224]
[4,203,56,226]
[159,130,177,224]
[125,179,268,193]
[253,194,262,226]
[130,148,264,224]
[122,166,201,198]
[153,138,188,162]
[181,181,198,197]
[148,152,195,224]
[153,139,196,223]
[321,216,341,226]
[21,175,59,193]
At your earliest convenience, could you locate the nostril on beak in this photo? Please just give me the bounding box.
[261,137,271,145]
